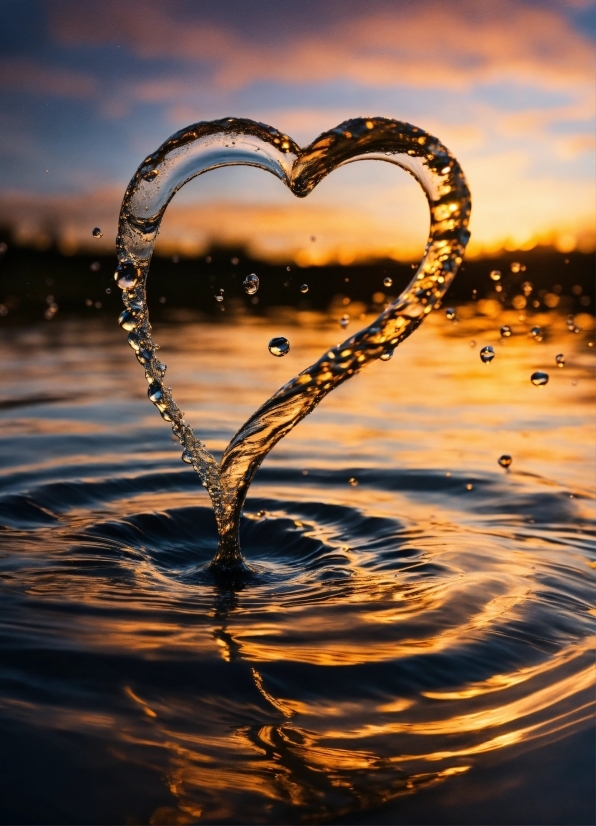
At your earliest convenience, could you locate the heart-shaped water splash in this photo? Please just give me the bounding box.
[116,117,471,570]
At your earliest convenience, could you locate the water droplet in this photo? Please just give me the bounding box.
[530,326,544,342]
[90,261,101,272]
[466,483,473,491]
[231,257,239,266]
[215,291,224,302]
[380,349,394,361]
[469,340,476,347]
[105,287,111,295]
[500,325,512,337]
[114,261,140,290]
[127,333,140,351]
[92,227,102,238]
[300,284,309,294]
[480,345,495,364]
[136,348,153,365]
[148,381,163,403]
[340,314,350,328]
[445,307,456,320]
[510,262,522,273]
[490,270,501,281]
[521,280,533,296]
[566,314,575,331]
[349,477,358,487]
[268,336,290,357]
[498,455,512,469]
[118,309,136,331]
[243,273,259,295]
[181,449,193,464]
[383,276,393,287]
[556,353,565,367]
[531,371,549,386]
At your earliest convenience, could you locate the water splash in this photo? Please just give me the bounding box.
[116,117,471,569]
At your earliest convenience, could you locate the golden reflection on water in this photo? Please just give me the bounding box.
[0,309,594,823]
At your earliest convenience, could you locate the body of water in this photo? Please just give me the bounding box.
[0,310,594,824]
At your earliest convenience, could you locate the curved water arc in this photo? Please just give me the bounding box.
[116,117,471,571]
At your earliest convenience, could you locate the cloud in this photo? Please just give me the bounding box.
[0,58,97,98]
[51,0,594,92]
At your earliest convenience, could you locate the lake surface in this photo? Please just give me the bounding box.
[0,308,594,824]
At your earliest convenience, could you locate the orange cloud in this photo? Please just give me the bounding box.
[52,0,594,91]
[0,58,97,98]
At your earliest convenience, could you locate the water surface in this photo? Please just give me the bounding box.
[0,311,594,824]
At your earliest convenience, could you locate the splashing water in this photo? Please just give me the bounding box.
[480,345,495,363]
[268,336,290,357]
[115,117,470,570]
[531,371,550,386]
[243,273,259,295]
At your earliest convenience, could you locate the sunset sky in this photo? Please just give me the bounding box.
[0,0,594,263]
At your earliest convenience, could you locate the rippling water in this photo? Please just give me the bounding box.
[0,312,594,824]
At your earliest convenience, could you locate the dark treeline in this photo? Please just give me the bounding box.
[0,232,593,324]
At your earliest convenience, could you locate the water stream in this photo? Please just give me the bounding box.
[115,117,470,567]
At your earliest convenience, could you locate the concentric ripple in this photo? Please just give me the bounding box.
[0,317,594,824]
[1,458,594,823]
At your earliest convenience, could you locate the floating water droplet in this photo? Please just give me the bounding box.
[445,307,456,320]
[215,292,224,302]
[500,325,512,337]
[339,314,350,328]
[466,483,473,491]
[231,257,239,266]
[114,261,140,290]
[556,353,565,367]
[498,454,512,469]
[379,349,394,361]
[530,326,544,342]
[490,270,501,281]
[243,273,259,295]
[531,371,549,386]
[349,477,358,487]
[566,314,575,331]
[148,381,163,403]
[300,284,309,294]
[510,262,522,273]
[92,227,102,238]
[383,276,393,287]
[268,336,290,357]
[181,449,193,464]
[521,280,533,296]
[90,261,101,272]
[469,339,476,347]
[118,309,136,331]
[480,345,495,363]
